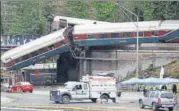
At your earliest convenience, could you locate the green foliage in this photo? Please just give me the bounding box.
[65,1,116,21]
[5,1,179,35]
[65,1,89,19]
[143,60,179,78]
[9,1,46,35]
[92,1,116,21]
[10,14,25,34]
[152,1,179,20]
[124,60,179,80]
[143,1,153,20]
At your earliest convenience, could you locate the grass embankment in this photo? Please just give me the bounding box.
[125,60,179,79]
[144,60,179,78]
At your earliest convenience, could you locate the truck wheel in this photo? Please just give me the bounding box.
[100,94,109,102]
[55,101,60,104]
[112,98,116,103]
[139,100,145,109]
[62,95,70,104]
[117,92,121,97]
[168,107,173,111]
[152,103,158,111]
[91,98,97,103]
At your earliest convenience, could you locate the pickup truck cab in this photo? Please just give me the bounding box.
[50,76,117,104]
[139,90,175,111]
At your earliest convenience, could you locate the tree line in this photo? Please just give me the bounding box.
[2,1,179,35]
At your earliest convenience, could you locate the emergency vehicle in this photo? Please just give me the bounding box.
[50,75,117,104]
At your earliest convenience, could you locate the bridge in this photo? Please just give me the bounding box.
[1,17,179,82]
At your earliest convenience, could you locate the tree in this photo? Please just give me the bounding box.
[65,1,89,19]
[9,1,46,35]
[92,1,116,21]
[4,1,179,35]
[65,1,117,22]
[10,14,25,34]
[152,1,179,20]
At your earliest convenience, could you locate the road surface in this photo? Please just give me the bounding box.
[1,90,177,111]
[1,91,139,107]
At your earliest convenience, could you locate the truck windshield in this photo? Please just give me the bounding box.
[161,93,173,99]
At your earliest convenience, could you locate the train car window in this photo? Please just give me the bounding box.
[77,34,88,39]
[139,32,144,37]
[19,57,22,61]
[22,55,28,60]
[48,45,55,50]
[123,32,131,37]
[130,32,136,37]
[28,54,32,58]
[7,60,15,67]
[59,19,68,29]
[47,47,51,51]
[15,59,19,63]
[153,31,158,36]
[88,34,96,39]
[36,50,40,55]
[119,33,123,38]
[158,30,170,36]
[54,42,62,48]
[42,49,46,53]
[111,33,119,38]
[107,33,111,38]
[22,56,25,60]
[99,33,108,38]
[38,49,45,54]
[31,51,38,57]
[144,31,152,37]
[152,31,157,36]
[44,47,49,51]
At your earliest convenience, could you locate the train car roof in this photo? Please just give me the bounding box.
[73,20,179,34]
[1,28,66,63]
[53,16,111,25]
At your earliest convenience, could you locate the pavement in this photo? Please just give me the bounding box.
[1,96,12,104]
[1,88,178,111]
[33,89,143,103]
[1,89,140,107]
[33,90,49,95]
[1,107,64,111]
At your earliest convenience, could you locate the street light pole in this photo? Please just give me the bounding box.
[136,17,139,78]
[0,0,2,36]
[116,3,139,78]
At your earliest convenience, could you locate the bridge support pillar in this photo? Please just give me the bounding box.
[78,48,92,79]
[85,48,92,75]
[79,59,84,81]
[86,60,92,75]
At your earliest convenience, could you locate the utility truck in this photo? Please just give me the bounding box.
[50,75,117,104]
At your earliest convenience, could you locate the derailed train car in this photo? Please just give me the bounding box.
[1,20,179,70]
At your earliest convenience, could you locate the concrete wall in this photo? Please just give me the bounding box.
[90,51,178,77]
[80,43,179,78]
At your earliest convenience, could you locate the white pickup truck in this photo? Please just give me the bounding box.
[139,90,175,111]
[50,75,118,104]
